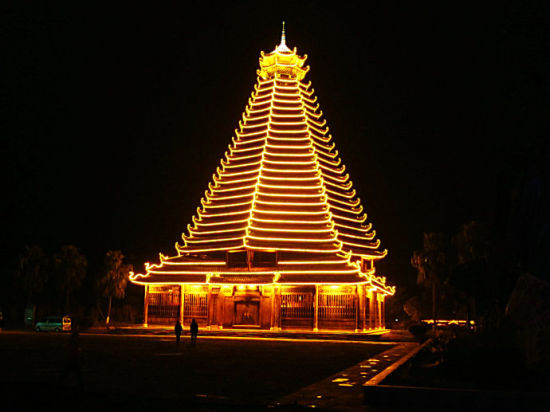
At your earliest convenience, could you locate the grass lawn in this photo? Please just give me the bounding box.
[0,332,389,409]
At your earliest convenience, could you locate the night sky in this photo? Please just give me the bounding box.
[5,1,549,289]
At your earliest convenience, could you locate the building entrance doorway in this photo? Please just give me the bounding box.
[234,301,260,326]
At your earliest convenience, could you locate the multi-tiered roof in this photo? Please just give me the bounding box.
[130,27,394,295]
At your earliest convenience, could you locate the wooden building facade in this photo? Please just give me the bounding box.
[143,283,387,331]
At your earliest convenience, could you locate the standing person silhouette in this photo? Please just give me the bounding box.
[174,320,183,345]
[59,329,83,389]
[190,318,198,346]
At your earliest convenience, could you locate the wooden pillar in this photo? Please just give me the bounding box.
[313,285,319,332]
[379,298,382,328]
[218,288,224,329]
[219,287,226,329]
[382,297,385,329]
[275,286,282,330]
[179,285,184,324]
[353,285,363,332]
[206,286,213,329]
[376,295,380,329]
[270,286,276,331]
[143,285,149,327]
[375,292,380,329]
[369,291,376,329]
[361,285,367,331]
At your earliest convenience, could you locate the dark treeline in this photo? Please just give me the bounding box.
[403,141,550,369]
[1,246,142,328]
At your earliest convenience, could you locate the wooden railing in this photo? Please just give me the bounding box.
[281,293,314,319]
[319,294,356,320]
[148,287,181,324]
[184,293,208,319]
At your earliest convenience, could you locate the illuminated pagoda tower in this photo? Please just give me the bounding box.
[130,25,395,332]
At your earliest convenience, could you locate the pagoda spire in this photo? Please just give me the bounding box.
[277,21,291,52]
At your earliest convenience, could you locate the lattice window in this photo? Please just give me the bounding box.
[148,286,180,324]
[252,251,277,267]
[226,251,248,268]
[149,291,180,306]
[319,294,356,320]
[281,293,313,319]
[184,293,208,319]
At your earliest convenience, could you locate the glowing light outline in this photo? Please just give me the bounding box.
[130,35,394,300]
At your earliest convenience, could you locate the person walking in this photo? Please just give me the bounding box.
[174,320,183,345]
[190,318,198,346]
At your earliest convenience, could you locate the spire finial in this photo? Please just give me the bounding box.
[277,21,291,52]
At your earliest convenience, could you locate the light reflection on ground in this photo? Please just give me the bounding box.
[278,342,419,410]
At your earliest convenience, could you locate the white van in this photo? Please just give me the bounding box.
[35,316,71,332]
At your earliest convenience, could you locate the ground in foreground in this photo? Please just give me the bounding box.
[0,332,389,410]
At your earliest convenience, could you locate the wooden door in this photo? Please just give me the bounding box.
[234,301,260,326]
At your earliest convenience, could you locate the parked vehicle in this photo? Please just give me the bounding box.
[35,316,71,332]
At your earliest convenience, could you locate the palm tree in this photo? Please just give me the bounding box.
[97,250,132,325]
[452,221,489,329]
[411,233,451,329]
[54,245,87,313]
[17,245,49,305]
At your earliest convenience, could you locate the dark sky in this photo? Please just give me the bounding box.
[4,1,549,289]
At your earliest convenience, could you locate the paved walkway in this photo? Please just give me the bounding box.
[86,324,414,343]
[274,342,420,411]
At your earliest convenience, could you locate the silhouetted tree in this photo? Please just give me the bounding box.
[452,221,490,329]
[54,245,87,313]
[16,245,49,305]
[97,250,132,325]
[411,233,452,328]
[403,296,422,323]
